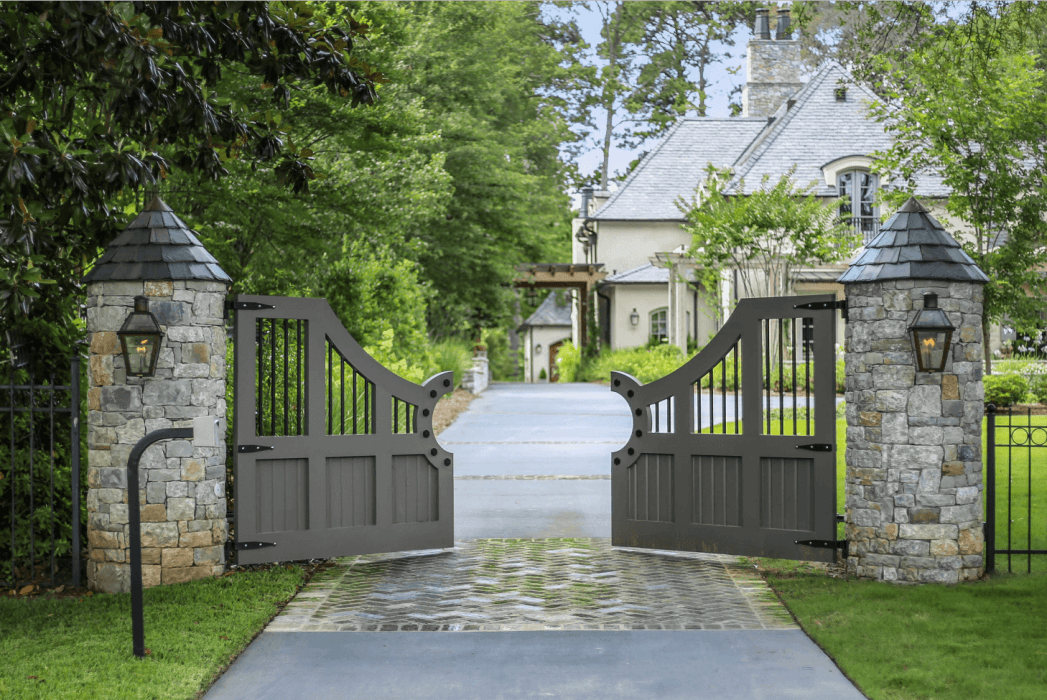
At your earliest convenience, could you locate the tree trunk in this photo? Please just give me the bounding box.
[599,2,623,191]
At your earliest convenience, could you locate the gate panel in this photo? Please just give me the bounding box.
[611,294,838,562]
[233,295,454,564]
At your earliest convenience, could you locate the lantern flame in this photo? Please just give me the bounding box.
[922,337,936,349]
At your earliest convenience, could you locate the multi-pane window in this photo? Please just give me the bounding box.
[838,170,879,245]
[650,307,668,344]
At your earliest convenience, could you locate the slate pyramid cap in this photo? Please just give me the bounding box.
[837,196,989,284]
[82,196,232,284]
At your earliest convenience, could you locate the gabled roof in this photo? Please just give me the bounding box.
[589,61,950,225]
[602,263,697,285]
[82,196,232,284]
[520,292,572,328]
[726,62,948,198]
[591,118,766,221]
[837,197,988,283]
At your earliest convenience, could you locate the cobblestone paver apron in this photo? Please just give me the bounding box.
[267,538,796,632]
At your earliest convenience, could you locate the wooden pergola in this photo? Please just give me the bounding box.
[514,263,607,349]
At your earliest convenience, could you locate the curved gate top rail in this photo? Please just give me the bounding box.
[610,294,840,562]
[233,294,454,565]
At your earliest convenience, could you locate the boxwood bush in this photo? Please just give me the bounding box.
[983,374,1029,407]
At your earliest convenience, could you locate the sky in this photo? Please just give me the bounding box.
[564,2,756,189]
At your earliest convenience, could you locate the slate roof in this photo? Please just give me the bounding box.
[590,62,950,223]
[726,63,948,198]
[82,196,232,284]
[837,197,989,284]
[602,263,697,285]
[520,292,572,327]
[591,118,766,221]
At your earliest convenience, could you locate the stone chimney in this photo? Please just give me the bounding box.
[743,7,803,118]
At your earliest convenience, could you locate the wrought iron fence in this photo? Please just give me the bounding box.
[984,404,1047,573]
[0,356,85,590]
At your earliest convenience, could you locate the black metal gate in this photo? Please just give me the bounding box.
[611,294,839,562]
[232,295,454,565]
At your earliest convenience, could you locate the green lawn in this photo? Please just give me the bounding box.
[0,564,308,700]
[749,412,1047,700]
[759,565,1047,700]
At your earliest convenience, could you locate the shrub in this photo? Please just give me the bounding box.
[582,344,691,384]
[539,367,547,380]
[1029,374,1047,405]
[428,339,473,388]
[984,374,1029,407]
[556,341,582,383]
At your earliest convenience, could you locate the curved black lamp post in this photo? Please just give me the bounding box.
[128,427,192,659]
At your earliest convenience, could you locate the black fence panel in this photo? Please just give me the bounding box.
[0,355,85,590]
[985,404,1047,574]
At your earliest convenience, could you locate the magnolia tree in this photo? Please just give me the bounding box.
[678,165,856,319]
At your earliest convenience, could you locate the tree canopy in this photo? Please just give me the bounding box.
[848,1,1047,372]
[0,1,380,368]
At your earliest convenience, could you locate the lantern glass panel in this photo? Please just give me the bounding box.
[121,333,161,376]
[913,329,949,372]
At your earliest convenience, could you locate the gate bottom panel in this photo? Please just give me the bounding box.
[611,521,835,563]
[236,519,454,565]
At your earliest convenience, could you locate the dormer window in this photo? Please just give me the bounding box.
[838,170,879,245]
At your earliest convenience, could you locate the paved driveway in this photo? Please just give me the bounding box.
[204,382,865,700]
[444,383,627,538]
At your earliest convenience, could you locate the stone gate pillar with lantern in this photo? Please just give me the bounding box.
[838,197,989,583]
[82,197,232,593]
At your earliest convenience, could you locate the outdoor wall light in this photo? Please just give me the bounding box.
[118,296,163,377]
[909,293,954,372]
[535,344,542,354]
[630,308,640,326]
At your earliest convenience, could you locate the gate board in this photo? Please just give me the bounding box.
[233,295,454,565]
[611,294,838,562]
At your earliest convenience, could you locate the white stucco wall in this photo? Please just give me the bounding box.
[607,284,717,351]
[577,220,690,277]
[522,325,572,383]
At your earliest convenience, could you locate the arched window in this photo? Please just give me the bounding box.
[838,170,879,245]
[650,307,668,344]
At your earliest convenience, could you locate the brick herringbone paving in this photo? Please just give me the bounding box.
[267,539,797,632]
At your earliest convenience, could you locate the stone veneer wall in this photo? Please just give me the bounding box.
[844,280,985,583]
[743,40,803,119]
[86,280,229,593]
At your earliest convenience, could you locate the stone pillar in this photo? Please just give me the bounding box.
[86,280,229,592]
[843,282,985,582]
[838,197,989,584]
[83,196,232,593]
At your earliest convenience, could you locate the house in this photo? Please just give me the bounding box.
[518,291,573,383]
[571,6,992,356]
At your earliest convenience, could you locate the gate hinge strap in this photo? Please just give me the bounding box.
[793,299,846,312]
[795,443,833,452]
[230,541,277,551]
[238,444,275,454]
[225,300,276,311]
[795,539,846,549]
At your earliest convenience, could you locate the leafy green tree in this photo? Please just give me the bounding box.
[679,165,855,321]
[859,1,1047,374]
[351,1,574,337]
[626,1,755,138]
[0,1,380,371]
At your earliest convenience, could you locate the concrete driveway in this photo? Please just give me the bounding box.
[443,382,627,539]
[204,382,866,700]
